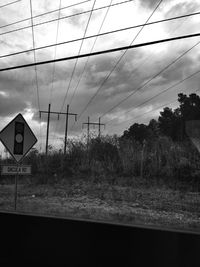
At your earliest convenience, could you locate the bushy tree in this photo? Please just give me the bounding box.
[89,137,121,173]
[121,123,151,144]
[121,93,200,143]
[178,93,200,121]
[158,107,181,141]
[158,93,200,141]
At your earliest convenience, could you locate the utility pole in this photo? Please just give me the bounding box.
[82,117,105,143]
[40,104,77,155]
[87,116,90,144]
[63,105,77,154]
[98,117,103,138]
[45,103,51,155]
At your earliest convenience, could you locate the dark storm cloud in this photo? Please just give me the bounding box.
[157,56,194,85]
[0,56,72,102]
[77,40,198,123]
[0,93,27,117]
[32,62,72,86]
[0,24,197,137]
[85,49,143,93]
[0,72,29,93]
[0,63,42,117]
[84,56,118,89]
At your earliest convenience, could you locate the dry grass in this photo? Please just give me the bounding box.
[0,177,199,232]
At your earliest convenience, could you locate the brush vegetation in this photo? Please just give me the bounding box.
[0,93,200,231]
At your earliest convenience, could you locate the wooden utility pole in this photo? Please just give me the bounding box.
[40,104,77,155]
[45,103,51,155]
[64,104,69,155]
[82,117,105,143]
[98,117,103,137]
[87,116,90,144]
[63,105,77,154]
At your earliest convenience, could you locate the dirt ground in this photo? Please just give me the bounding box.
[0,178,200,232]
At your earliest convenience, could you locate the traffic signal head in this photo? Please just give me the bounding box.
[14,122,24,155]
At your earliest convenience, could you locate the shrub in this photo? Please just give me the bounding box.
[89,137,122,174]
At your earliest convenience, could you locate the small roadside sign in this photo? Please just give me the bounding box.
[0,113,37,163]
[1,165,31,175]
[0,113,37,211]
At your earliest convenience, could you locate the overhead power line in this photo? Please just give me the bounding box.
[66,0,114,136]
[133,88,200,121]
[101,37,200,121]
[0,32,200,73]
[29,0,42,151]
[49,0,62,105]
[108,100,177,129]
[106,68,200,125]
[59,0,97,112]
[77,0,164,120]
[0,0,91,30]
[107,6,193,115]
[0,0,21,9]
[51,0,97,147]
[29,0,40,111]
[125,69,200,119]
[102,38,200,121]
[68,0,114,107]
[1,11,200,60]
[110,87,200,128]
[0,0,133,37]
[126,101,177,123]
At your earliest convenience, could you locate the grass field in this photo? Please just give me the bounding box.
[0,176,199,232]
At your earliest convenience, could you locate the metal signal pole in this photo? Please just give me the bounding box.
[14,164,19,211]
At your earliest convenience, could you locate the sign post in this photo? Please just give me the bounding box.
[14,164,19,211]
[0,113,37,211]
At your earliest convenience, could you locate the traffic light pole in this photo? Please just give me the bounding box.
[14,163,19,211]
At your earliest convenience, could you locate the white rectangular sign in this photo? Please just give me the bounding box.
[1,165,31,175]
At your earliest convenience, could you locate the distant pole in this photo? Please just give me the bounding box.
[45,103,51,155]
[40,105,77,155]
[98,117,101,138]
[64,104,69,155]
[82,118,105,140]
[87,116,90,145]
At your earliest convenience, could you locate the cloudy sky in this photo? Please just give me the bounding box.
[0,0,200,153]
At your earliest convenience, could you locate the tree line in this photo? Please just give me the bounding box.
[121,93,200,143]
[1,93,200,190]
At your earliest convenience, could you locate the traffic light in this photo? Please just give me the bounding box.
[14,122,24,155]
